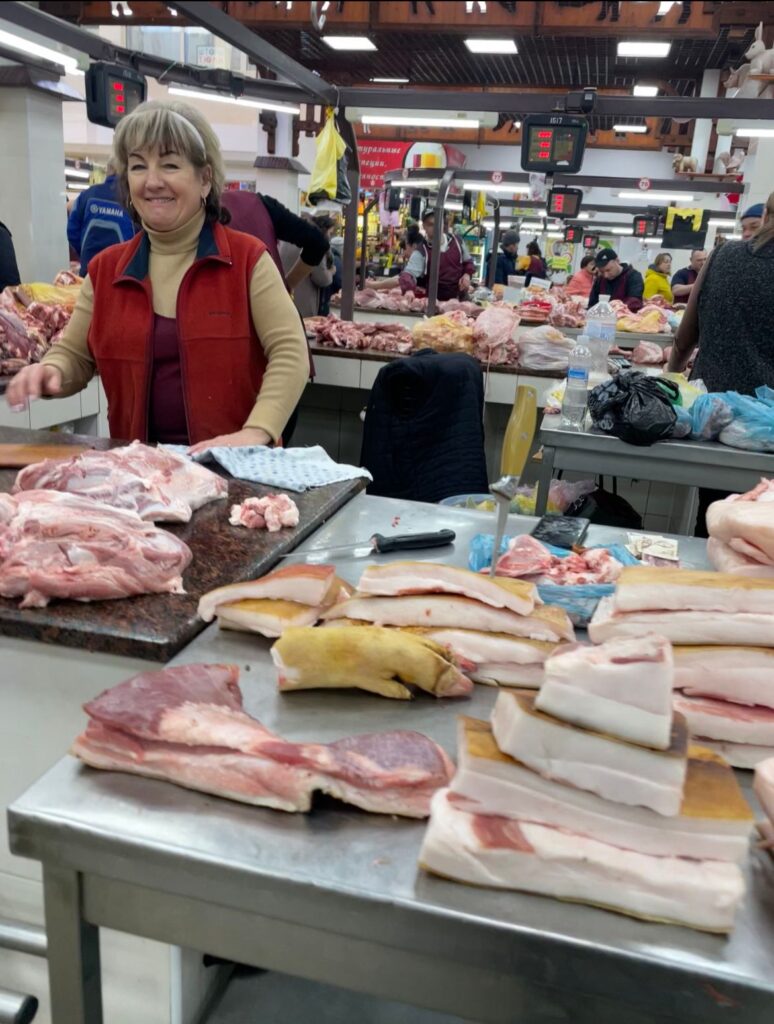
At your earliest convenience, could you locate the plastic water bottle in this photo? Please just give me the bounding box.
[585,300,616,389]
[561,335,592,430]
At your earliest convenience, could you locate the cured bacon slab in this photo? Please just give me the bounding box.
[450,718,752,862]
[419,790,745,933]
[535,635,674,749]
[198,565,339,622]
[358,562,538,616]
[589,596,774,646]
[614,566,774,615]
[673,646,774,710]
[72,664,454,817]
[492,691,688,816]
[272,625,472,700]
[673,693,774,746]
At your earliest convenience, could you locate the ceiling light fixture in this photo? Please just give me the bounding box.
[618,190,694,202]
[323,36,376,51]
[363,115,480,128]
[611,227,634,235]
[444,201,464,211]
[482,219,518,229]
[578,212,591,220]
[399,177,441,188]
[370,77,409,83]
[0,28,83,75]
[167,86,301,114]
[65,168,91,179]
[464,39,518,54]
[736,127,774,138]
[633,84,659,97]
[709,218,737,227]
[617,41,672,58]
[460,181,530,194]
[613,124,649,133]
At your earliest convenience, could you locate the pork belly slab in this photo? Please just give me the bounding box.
[198,565,341,622]
[412,629,560,688]
[216,599,324,637]
[589,596,774,646]
[673,646,774,710]
[697,739,774,770]
[358,562,539,616]
[535,635,673,749]
[322,594,575,642]
[72,664,453,817]
[754,758,774,843]
[491,691,688,816]
[272,625,472,699]
[707,487,774,567]
[451,718,752,862]
[707,538,774,579]
[614,566,774,615]
[419,790,745,934]
[673,693,774,746]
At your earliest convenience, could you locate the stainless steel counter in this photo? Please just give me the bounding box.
[8,497,774,1024]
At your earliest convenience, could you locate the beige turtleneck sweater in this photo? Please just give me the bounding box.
[42,210,309,442]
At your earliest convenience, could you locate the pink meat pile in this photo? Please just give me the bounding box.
[0,289,73,375]
[549,297,587,329]
[304,315,413,355]
[337,289,482,318]
[609,300,671,334]
[472,305,520,365]
[71,663,454,818]
[493,535,624,585]
[229,494,299,532]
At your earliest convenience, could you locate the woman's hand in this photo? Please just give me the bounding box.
[6,365,63,410]
[459,274,472,293]
[188,427,272,456]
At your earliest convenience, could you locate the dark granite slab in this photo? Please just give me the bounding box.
[0,426,364,661]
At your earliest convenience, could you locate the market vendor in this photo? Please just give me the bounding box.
[6,100,308,452]
[493,228,520,285]
[671,249,706,300]
[565,254,596,298]
[643,252,674,302]
[587,249,644,312]
[369,210,475,299]
[740,202,764,241]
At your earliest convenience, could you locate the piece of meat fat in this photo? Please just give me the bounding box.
[673,693,774,746]
[491,691,688,816]
[217,599,323,638]
[451,718,752,861]
[536,681,672,750]
[322,594,575,643]
[419,791,745,934]
[707,537,774,578]
[357,562,538,615]
[694,738,774,770]
[589,596,774,646]
[198,564,338,622]
[673,645,774,709]
[707,493,774,566]
[471,663,545,688]
[754,757,774,831]
[614,566,774,614]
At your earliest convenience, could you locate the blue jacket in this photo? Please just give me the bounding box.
[494,249,518,285]
[67,176,135,276]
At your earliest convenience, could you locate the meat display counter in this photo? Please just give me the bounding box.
[8,496,774,1024]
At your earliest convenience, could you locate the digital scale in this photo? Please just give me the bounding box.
[86,62,146,128]
[633,214,660,238]
[547,186,583,219]
[564,224,583,244]
[521,114,588,174]
[582,232,600,250]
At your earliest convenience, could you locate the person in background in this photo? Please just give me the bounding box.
[740,203,764,241]
[564,253,596,299]
[66,160,135,277]
[221,189,330,291]
[671,249,706,301]
[280,213,334,319]
[0,220,21,291]
[587,249,644,312]
[319,233,343,315]
[369,209,475,299]
[493,229,520,285]
[523,240,548,285]
[668,189,774,535]
[7,99,309,451]
[643,252,673,302]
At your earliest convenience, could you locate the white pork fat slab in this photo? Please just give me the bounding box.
[673,646,774,710]
[589,596,774,646]
[614,566,774,615]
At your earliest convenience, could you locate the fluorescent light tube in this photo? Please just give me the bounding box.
[611,227,634,235]
[736,128,774,138]
[465,38,517,54]
[546,232,564,238]
[618,41,671,58]
[482,220,518,228]
[363,115,479,128]
[444,202,464,210]
[65,168,91,179]
[323,36,376,50]
[0,28,83,75]
[618,191,694,202]
[370,77,409,83]
[613,124,648,133]
[578,212,591,220]
[709,219,737,227]
[460,181,529,194]
[167,86,300,114]
[399,177,441,187]
[633,84,659,97]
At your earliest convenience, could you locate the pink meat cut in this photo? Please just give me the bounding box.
[706,480,774,567]
[707,537,774,578]
[673,693,774,746]
[0,490,191,608]
[754,758,774,846]
[493,536,622,585]
[493,535,555,578]
[229,494,299,532]
[673,646,774,710]
[72,664,453,817]
[14,441,227,523]
[198,564,339,622]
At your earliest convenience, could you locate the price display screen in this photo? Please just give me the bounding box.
[86,62,147,128]
[564,224,583,244]
[521,115,588,173]
[632,214,659,238]
[107,75,143,120]
[548,187,583,219]
[582,233,600,250]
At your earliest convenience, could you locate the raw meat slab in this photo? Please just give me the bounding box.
[0,443,91,467]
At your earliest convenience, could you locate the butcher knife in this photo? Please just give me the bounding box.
[489,475,522,577]
[279,529,456,564]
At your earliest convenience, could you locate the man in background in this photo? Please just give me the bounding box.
[740,203,764,241]
[587,249,644,312]
[66,161,135,276]
[671,249,706,301]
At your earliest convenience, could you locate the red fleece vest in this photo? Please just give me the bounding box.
[87,220,268,444]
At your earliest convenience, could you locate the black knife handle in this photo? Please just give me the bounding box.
[372,529,456,553]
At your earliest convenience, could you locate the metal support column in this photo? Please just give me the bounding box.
[486,203,501,289]
[426,168,455,317]
[337,111,361,322]
[0,919,46,958]
[0,988,37,1023]
[359,197,379,292]
[42,867,102,1024]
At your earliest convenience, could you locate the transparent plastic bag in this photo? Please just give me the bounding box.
[719,386,774,452]
[689,393,734,441]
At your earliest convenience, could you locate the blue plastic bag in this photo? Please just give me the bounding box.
[688,393,734,441]
[719,386,774,452]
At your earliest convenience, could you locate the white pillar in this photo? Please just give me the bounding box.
[0,87,69,280]
[742,137,774,211]
[690,69,720,172]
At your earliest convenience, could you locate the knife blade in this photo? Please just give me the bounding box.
[279,529,456,564]
[489,475,522,577]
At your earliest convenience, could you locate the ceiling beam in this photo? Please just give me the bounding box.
[167,1,338,105]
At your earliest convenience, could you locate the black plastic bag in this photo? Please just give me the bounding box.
[587,371,679,447]
[336,151,352,205]
[565,488,643,530]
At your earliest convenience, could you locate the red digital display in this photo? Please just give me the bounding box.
[112,81,124,91]
[582,233,600,250]
[553,194,565,212]
[537,130,553,139]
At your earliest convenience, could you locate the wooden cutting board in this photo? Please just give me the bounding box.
[0,443,91,468]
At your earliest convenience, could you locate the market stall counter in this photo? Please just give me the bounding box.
[8,496,774,1024]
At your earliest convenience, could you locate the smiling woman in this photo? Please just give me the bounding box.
[7,100,310,451]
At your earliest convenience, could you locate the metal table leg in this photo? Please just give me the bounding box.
[42,867,103,1024]
[534,445,556,516]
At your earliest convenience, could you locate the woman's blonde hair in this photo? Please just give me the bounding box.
[752,191,774,252]
[654,251,672,271]
[112,99,229,224]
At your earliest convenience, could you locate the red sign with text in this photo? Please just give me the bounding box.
[358,142,413,189]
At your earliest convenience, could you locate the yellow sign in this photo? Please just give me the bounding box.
[665,207,704,231]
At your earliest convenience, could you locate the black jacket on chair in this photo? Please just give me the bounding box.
[360,349,489,503]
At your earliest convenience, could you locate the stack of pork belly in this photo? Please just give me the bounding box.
[321,562,575,678]
[589,567,774,769]
[420,634,753,933]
